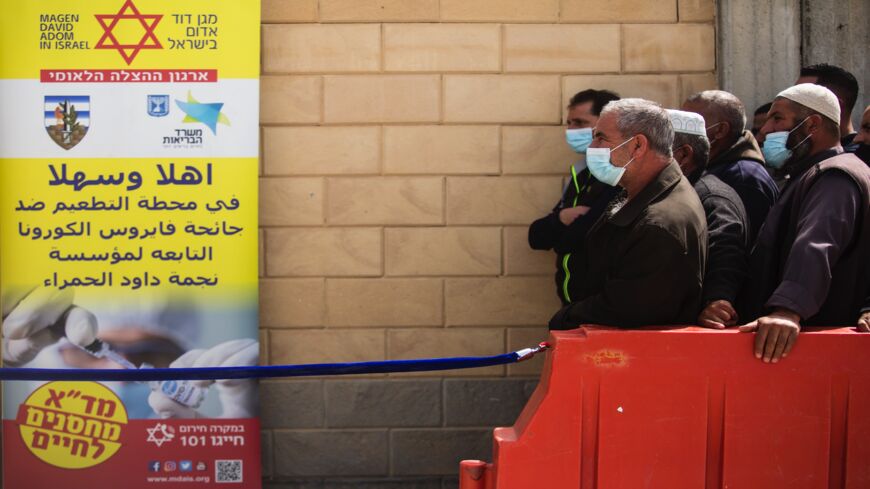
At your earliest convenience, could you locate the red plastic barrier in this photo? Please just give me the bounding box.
[461,326,870,489]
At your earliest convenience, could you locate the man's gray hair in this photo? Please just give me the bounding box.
[673,132,710,171]
[685,90,746,139]
[601,98,674,158]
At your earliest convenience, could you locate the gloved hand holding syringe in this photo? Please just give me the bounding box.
[3,286,257,418]
[71,324,208,411]
[4,288,207,411]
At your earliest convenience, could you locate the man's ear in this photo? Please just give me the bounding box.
[633,133,650,158]
[711,121,731,141]
[674,144,694,168]
[804,114,823,135]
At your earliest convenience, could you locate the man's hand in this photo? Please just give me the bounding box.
[697,300,738,329]
[738,308,801,363]
[858,311,870,332]
[558,206,590,226]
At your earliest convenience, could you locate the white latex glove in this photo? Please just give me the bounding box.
[2,287,98,366]
[148,338,259,419]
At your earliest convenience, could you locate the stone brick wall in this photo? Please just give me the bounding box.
[259,0,716,487]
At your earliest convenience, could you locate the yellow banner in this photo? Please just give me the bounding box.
[0,158,258,304]
[0,0,259,79]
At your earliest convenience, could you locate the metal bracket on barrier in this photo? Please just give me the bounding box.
[515,342,551,362]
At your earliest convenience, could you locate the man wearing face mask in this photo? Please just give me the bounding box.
[682,91,779,242]
[738,84,870,363]
[528,89,621,305]
[796,63,867,164]
[548,99,707,329]
[667,110,750,330]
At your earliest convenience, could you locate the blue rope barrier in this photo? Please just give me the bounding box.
[0,343,550,382]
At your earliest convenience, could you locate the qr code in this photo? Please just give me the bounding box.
[216,460,243,483]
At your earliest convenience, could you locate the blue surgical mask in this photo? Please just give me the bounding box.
[565,128,593,154]
[585,137,637,186]
[762,117,811,169]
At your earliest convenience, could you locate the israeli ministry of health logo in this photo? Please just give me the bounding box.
[148,95,170,117]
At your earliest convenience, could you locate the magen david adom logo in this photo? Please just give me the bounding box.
[17,381,128,469]
[45,96,90,150]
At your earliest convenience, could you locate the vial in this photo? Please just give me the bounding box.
[149,380,206,409]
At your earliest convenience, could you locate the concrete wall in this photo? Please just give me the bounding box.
[802,0,869,128]
[719,0,869,128]
[258,0,716,487]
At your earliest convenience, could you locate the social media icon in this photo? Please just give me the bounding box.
[148,461,161,472]
[180,460,193,472]
[196,461,207,471]
[164,461,177,472]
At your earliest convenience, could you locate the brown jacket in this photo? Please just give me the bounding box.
[549,161,708,329]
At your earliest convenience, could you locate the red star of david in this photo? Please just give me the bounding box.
[94,0,163,65]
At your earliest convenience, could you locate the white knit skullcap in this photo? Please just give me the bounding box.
[776,83,840,125]
[666,109,707,137]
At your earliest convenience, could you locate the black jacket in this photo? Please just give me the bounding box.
[528,164,618,305]
[692,173,749,304]
[706,130,779,243]
[549,161,707,329]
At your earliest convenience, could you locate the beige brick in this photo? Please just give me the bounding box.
[263,126,380,176]
[679,0,715,21]
[385,228,501,276]
[504,25,620,73]
[326,278,443,326]
[324,75,441,123]
[447,176,561,225]
[623,24,716,72]
[327,177,443,225]
[384,24,501,72]
[259,329,269,365]
[563,75,680,109]
[560,0,676,22]
[503,226,553,276]
[259,178,324,226]
[502,126,577,175]
[444,75,561,123]
[441,0,558,22]
[321,0,438,21]
[271,329,385,364]
[507,327,550,376]
[260,76,321,124]
[384,126,499,175]
[262,24,380,73]
[259,228,265,277]
[388,329,505,376]
[262,0,318,23]
[266,228,382,277]
[446,277,561,325]
[679,73,718,104]
[261,278,325,327]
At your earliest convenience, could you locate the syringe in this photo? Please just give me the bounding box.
[77,339,206,410]
[82,339,139,370]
